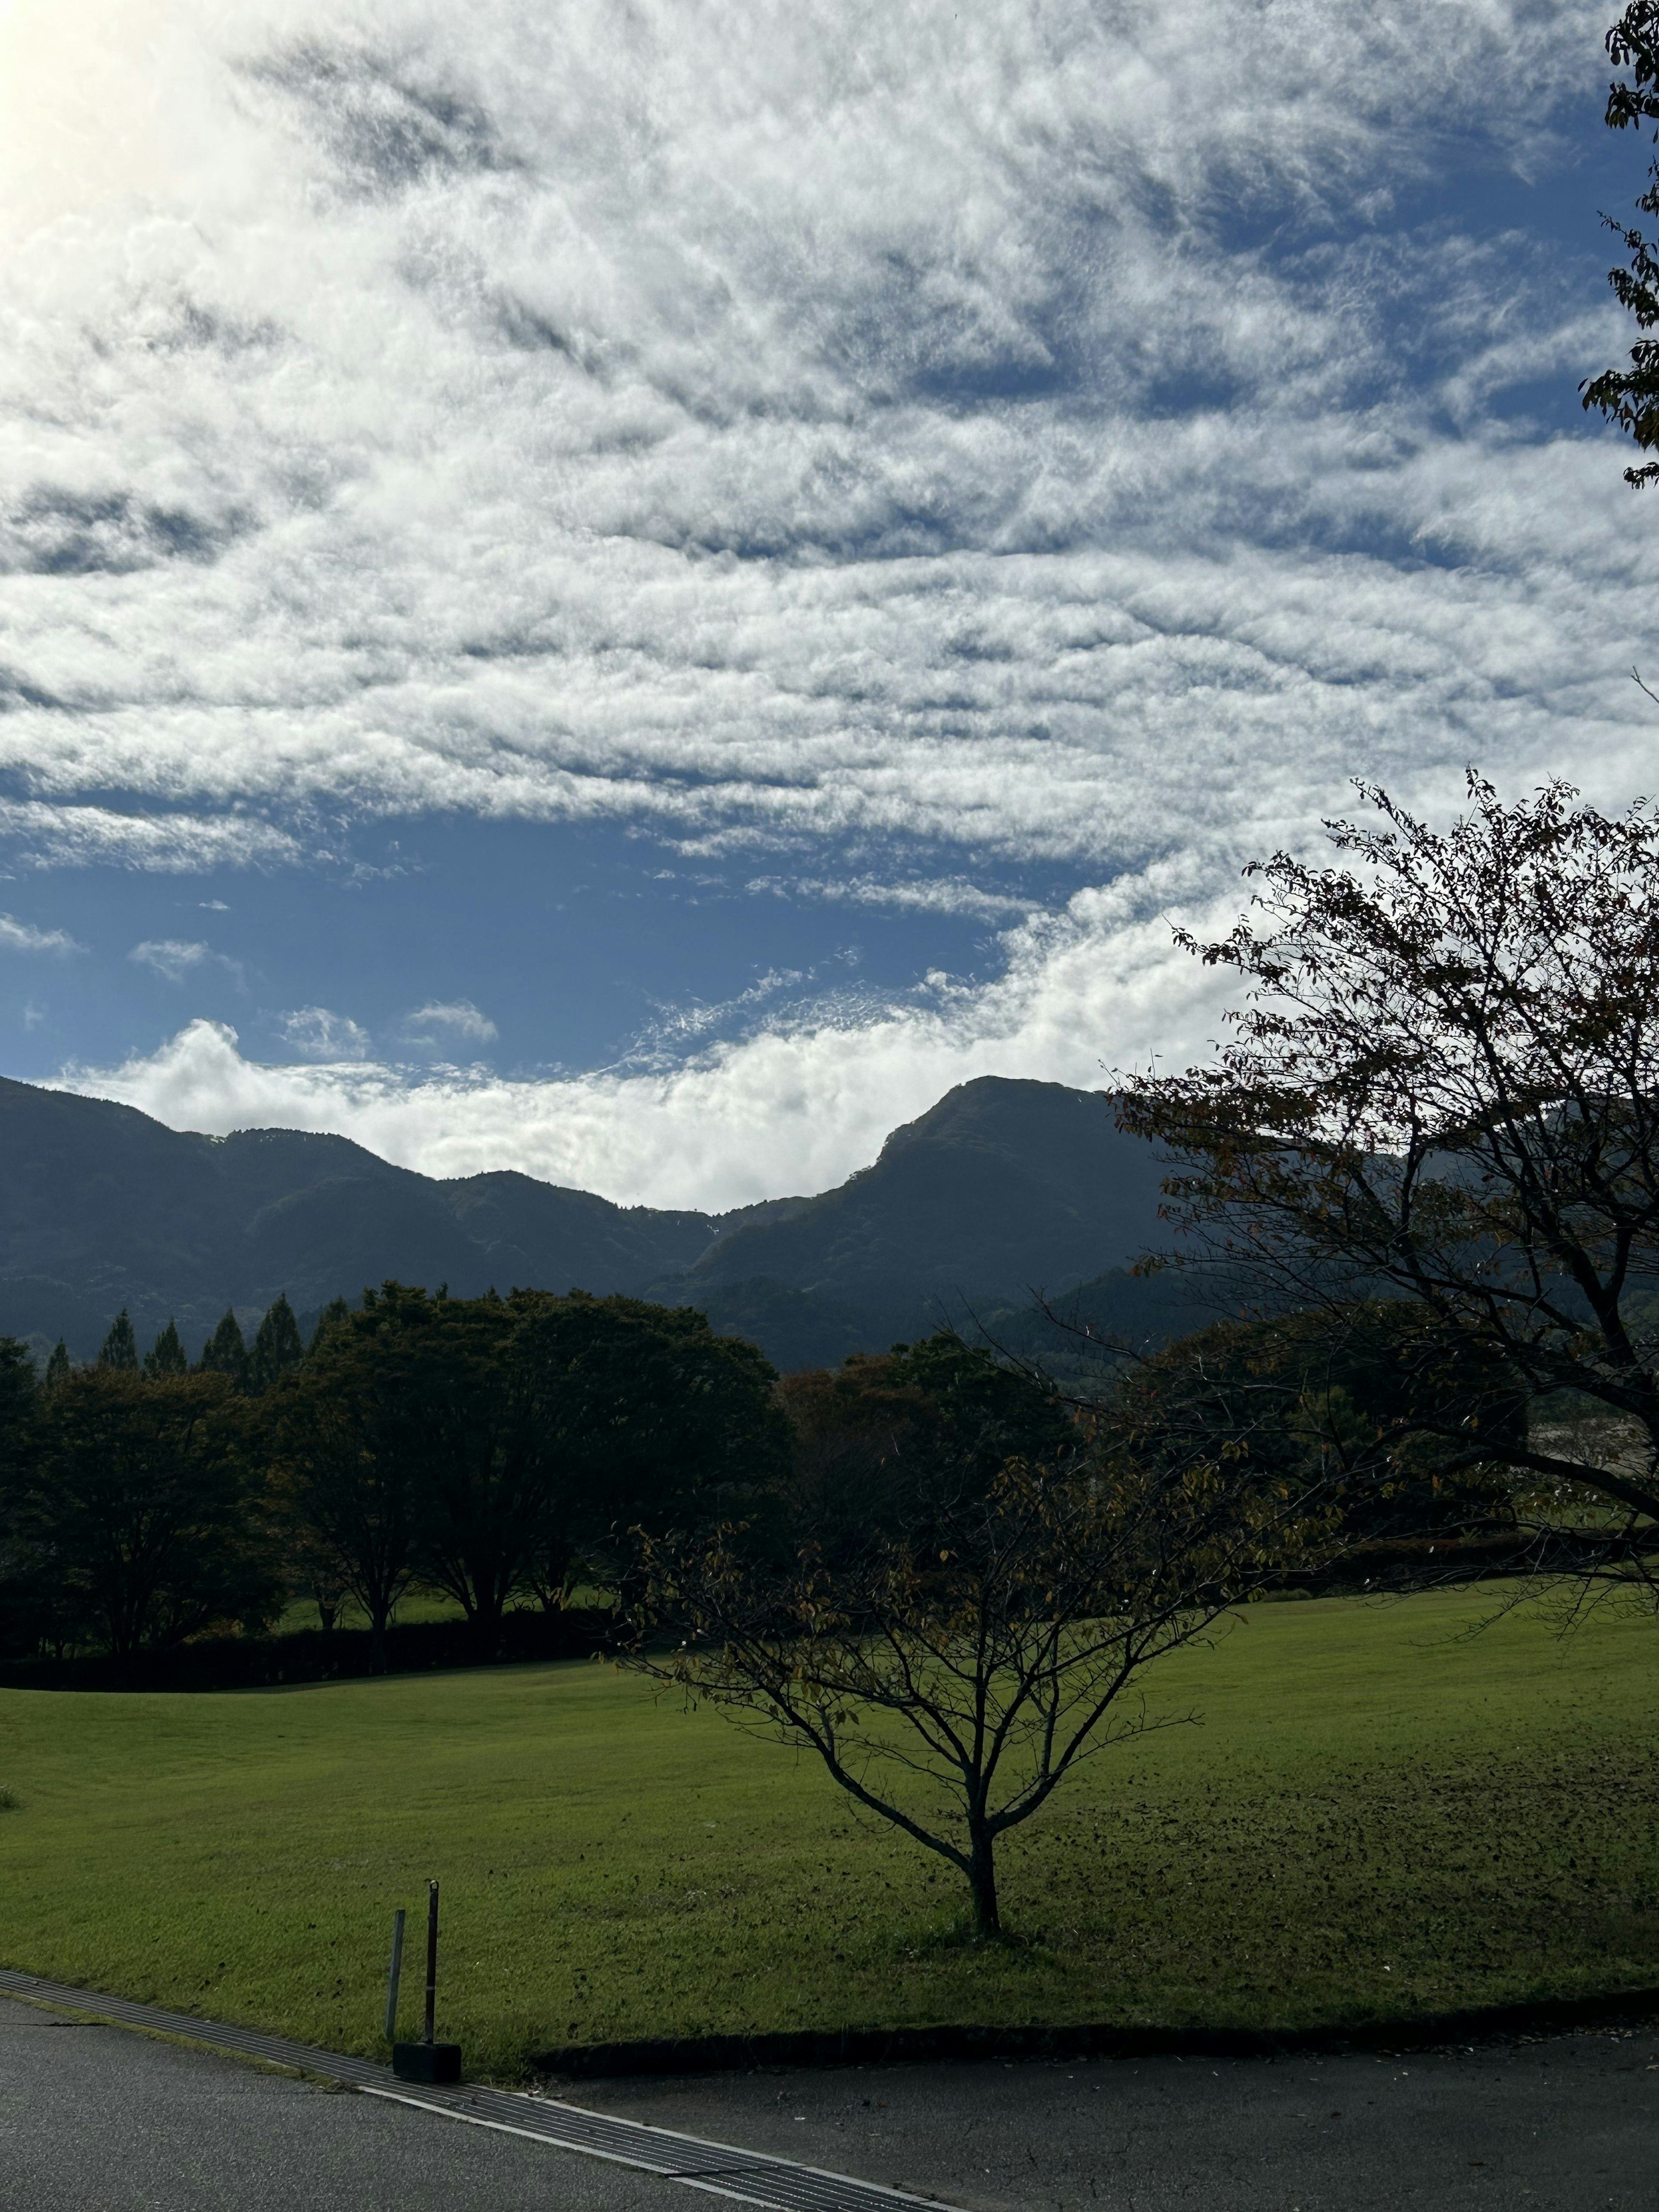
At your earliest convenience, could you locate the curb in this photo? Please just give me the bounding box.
[532,1986,1659,2079]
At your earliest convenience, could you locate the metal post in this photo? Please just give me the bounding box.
[384,1909,405,2043]
[423,1880,439,2045]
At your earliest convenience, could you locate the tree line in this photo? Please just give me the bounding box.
[0,1285,791,1669]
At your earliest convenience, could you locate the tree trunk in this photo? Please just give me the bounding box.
[967,1830,1000,1938]
[473,1591,505,1663]
[369,1603,389,1675]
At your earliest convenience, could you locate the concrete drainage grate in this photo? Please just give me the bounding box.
[0,1968,964,2212]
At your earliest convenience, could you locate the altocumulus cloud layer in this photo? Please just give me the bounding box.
[2,0,1655,1201]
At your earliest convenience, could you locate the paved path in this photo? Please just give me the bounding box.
[575,2029,1659,2211]
[0,1995,688,2212]
[5,1976,1656,2211]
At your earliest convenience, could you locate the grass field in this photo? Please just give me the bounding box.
[2,1586,1657,2081]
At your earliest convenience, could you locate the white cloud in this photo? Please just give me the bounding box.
[0,912,82,953]
[128,937,243,985]
[4,0,1652,1186]
[60,860,1242,1207]
[748,874,1039,922]
[403,999,497,1042]
[278,1004,372,1058]
[0,0,1641,886]
[0,801,300,873]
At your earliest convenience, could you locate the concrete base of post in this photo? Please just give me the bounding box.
[393,2040,462,2084]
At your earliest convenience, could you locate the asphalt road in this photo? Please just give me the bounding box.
[572,2027,1659,2212]
[6,1986,1657,2211]
[0,1996,686,2212]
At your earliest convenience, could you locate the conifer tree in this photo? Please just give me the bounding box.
[44,1341,70,1391]
[97,1310,139,1372]
[143,1321,188,1379]
[309,1297,351,1351]
[249,1295,305,1393]
[197,1309,248,1389]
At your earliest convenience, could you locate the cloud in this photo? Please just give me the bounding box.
[128,938,244,985]
[0,0,1644,892]
[58,859,1242,1208]
[403,998,497,1042]
[0,913,83,953]
[4,0,1652,1187]
[0,802,300,874]
[278,1004,372,1058]
[748,874,1039,922]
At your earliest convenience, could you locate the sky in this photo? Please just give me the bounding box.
[0,0,1655,1210]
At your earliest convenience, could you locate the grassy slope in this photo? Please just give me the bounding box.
[2,1587,1656,2080]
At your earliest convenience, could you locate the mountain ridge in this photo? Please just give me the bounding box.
[0,1072,1177,1370]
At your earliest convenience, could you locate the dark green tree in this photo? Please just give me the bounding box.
[1583,3,1659,480]
[143,1320,188,1378]
[248,1295,305,1394]
[309,1297,351,1349]
[198,1308,248,1389]
[0,1338,35,1481]
[268,1284,434,1670]
[7,1369,277,1659]
[399,1289,558,1655]
[43,1341,70,1391]
[0,1338,51,1659]
[779,1331,1076,1567]
[97,1309,139,1372]
[506,1289,791,1608]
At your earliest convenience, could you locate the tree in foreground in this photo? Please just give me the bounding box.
[1119,775,1659,1587]
[1115,1303,1522,1568]
[630,1370,1322,1936]
[1583,1,1659,481]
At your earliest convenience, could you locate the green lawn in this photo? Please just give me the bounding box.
[2,1586,1656,2080]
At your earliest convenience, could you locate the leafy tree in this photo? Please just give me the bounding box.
[396,1290,553,1657]
[248,1295,305,1394]
[270,1282,791,1662]
[634,1431,1325,1937]
[507,1289,791,1604]
[0,1338,35,1487]
[43,1340,70,1391]
[143,1320,188,1379]
[198,1308,248,1389]
[0,1338,54,1661]
[1119,775,1659,1591]
[6,1370,276,1658]
[1583,2,1659,482]
[267,1284,431,1670]
[97,1309,139,1372]
[779,1332,1077,1566]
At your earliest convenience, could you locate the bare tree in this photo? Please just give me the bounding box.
[630,1440,1323,1938]
[1119,774,1659,1587]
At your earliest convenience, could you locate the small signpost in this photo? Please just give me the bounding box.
[391,1880,462,2083]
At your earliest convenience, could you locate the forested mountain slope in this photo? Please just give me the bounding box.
[0,1073,1179,1368]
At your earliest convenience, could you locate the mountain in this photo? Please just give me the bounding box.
[669,1079,1167,1305]
[0,1073,1183,1370]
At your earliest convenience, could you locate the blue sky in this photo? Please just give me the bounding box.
[1,0,1656,1207]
